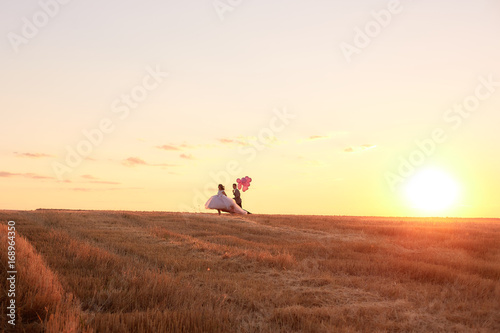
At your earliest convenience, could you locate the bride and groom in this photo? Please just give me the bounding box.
[205,184,248,215]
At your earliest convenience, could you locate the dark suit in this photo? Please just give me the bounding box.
[233,188,242,208]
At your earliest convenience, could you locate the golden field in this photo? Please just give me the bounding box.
[1,210,499,332]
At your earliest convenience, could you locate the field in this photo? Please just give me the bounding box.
[1,210,499,332]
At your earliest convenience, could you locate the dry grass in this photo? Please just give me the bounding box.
[0,224,90,332]
[1,210,499,332]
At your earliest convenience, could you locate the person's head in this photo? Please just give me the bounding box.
[218,184,225,190]
[233,183,237,189]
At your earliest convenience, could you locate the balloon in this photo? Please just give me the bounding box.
[236,176,252,192]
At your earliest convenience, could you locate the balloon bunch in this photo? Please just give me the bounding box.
[236,176,252,192]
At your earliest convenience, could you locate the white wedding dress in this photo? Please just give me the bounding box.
[205,190,247,215]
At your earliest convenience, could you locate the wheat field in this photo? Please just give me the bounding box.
[1,210,499,332]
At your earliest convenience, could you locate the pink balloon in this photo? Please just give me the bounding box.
[236,176,252,191]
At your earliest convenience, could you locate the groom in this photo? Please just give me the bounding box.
[232,183,242,208]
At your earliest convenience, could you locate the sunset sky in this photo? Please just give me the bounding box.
[1,0,499,217]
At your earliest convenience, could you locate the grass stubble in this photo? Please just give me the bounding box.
[0,210,499,332]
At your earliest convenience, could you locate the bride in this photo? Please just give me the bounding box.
[205,184,247,215]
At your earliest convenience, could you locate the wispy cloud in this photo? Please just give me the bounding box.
[25,173,53,179]
[77,174,121,185]
[0,171,54,179]
[70,187,92,192]
[69,187,133,192]
[14,152,54,158]
[156,144,181,151]
[156,143,204,151]
[307,135,329,141]
[89,180,121,185]
[218,136,285,148]
[297,132,349,144]
[122,157,175,167]
[122,157,148,167]
[0,171,17,177]
[218,137,252,147]
[180,153,195,160]
[158,140,239,152]
[344,144,377,153]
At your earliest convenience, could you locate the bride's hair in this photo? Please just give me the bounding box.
[218,184,225,190]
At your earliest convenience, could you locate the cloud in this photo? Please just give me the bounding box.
[70,187,93,192]
[297,132,349,144]
[296,131,349,144]
[76,174,120,184]
[180,154,195,160]
[157,141,225,152]
[68,187,141,192]
[344,144,377,153]
[297,135,327,144]
[14,152,54,158]
[123,157,148,167]
[307,135,329,141]
[89,180,121,185]
[24,173,53,179]
[218,137,251,147]
[0,171,17,177]
[219,138,238,144]
[156,143,203,151]
[69,187,115,192]
[0,171,54,179]
[157,144,181,151]
[218,136,285,148]
[122,157,175,167]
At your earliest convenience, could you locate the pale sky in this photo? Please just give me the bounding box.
[1,0,500,217]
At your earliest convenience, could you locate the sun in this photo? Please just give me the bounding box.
[405,168,460,213]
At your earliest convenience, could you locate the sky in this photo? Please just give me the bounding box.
[1,0,499,217]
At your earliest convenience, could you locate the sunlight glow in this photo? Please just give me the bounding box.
[405,169,460,213]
